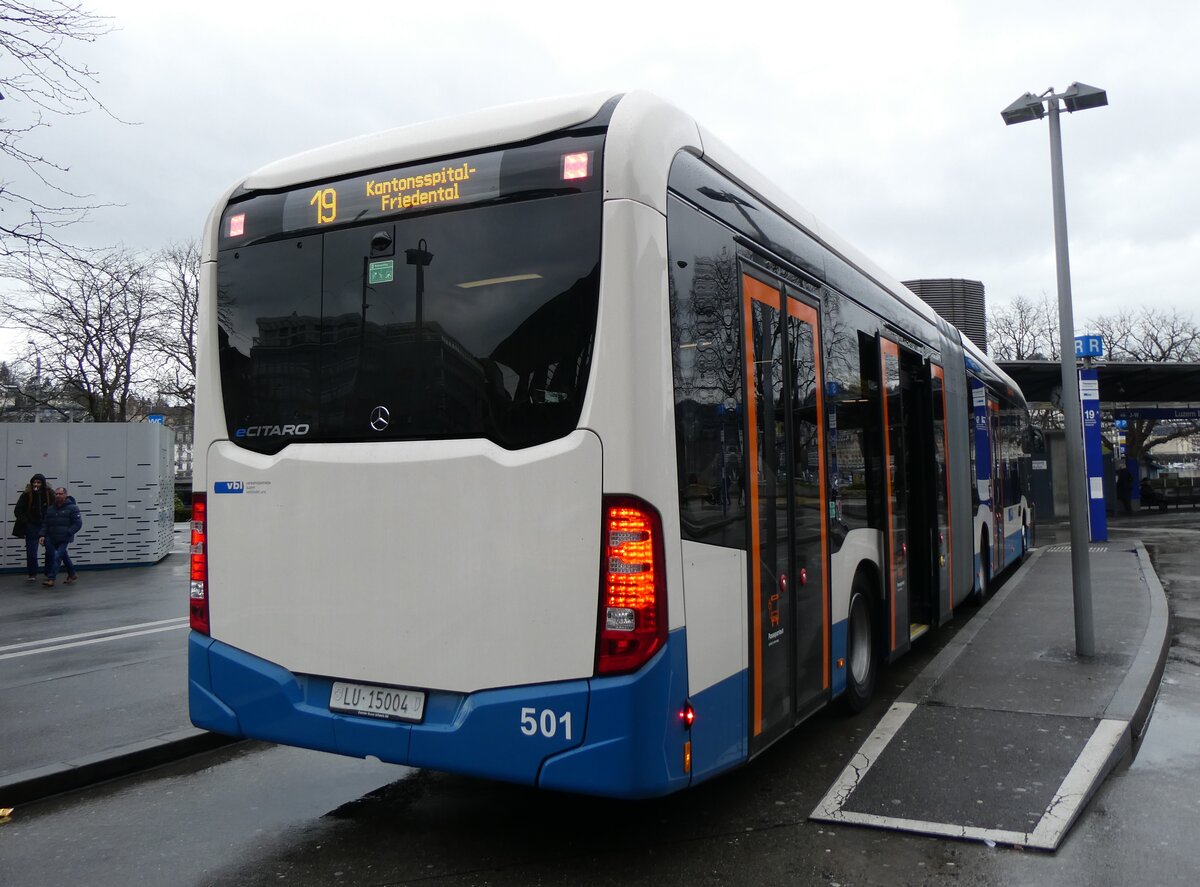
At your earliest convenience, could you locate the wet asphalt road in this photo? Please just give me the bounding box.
[2,513,1198,886]
[0,550,189,779]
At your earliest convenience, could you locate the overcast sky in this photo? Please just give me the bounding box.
[3,0,1197,361]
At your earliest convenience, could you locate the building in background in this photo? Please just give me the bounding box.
[904,278,987,353]
[1147,431,1200,473]
[173,424,194,495]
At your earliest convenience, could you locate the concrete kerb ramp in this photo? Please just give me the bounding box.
[812,541,1170,850]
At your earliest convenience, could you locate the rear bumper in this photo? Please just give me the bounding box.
[189,628,692,798]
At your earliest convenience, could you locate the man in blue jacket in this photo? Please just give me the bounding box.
[40,486,82,588]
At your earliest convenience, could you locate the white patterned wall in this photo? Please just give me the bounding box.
[1,423,174,570]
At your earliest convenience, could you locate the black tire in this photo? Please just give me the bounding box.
[975,538,991,605]
[1021,522,1029,558]
[842,579,879,713]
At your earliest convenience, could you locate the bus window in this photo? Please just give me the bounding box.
[668,196,748,549]
[821,295,877,550]
[217,192,602,452]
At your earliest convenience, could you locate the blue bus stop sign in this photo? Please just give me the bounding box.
[1074,335,1104,358]
[1079,368,1106,542]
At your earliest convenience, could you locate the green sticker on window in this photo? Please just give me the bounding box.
[368,259,394,284]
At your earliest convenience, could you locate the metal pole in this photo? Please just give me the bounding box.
[1047,97,1095,657]
[34,354,41,424]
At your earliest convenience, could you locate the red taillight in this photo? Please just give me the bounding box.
[189,493,209,634]
[597,495,667,675]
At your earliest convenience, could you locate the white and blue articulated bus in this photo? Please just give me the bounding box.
[189,91,1033,798]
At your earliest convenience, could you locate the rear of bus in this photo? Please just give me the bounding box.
[187,94,694,797]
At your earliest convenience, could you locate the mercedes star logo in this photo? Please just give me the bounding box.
[370,405,390,431]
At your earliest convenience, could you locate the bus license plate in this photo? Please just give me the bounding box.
[330,681,425,723]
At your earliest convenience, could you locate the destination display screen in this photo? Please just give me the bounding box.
[280,154,503,232]
[218,134,603,249]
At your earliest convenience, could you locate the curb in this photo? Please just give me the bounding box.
[0,728,241,807]
[1114,541,1172,761]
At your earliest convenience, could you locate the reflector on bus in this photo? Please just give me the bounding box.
[227,213,246,238]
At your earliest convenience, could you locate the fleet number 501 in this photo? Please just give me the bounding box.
[520,707,573,740]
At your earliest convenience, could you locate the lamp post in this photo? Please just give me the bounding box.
[405,238,434,342]
[405,239,434,422]
[27,339,41,424]
[1002,82,1107,657]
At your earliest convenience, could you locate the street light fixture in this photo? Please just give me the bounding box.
[1002,82,1108,658]
[1000,92,1046,125]
[1061,82,1109,113]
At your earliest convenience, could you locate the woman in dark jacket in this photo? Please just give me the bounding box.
[13,473,53,580]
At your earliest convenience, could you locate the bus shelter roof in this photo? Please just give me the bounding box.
[997,360,1200,408]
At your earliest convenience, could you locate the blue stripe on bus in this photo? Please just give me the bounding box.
[188,633,240,734]
[407,679,588,785]
[687,668,747,782]
[536,628,692,797]
[189,628,695,797]
[1003,524,1025,567]
[830,619,848,698]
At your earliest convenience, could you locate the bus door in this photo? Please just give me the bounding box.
[905,352,936,634]
[930,364,954,616]
[900,355,943,634]
[989,396,1003,577]
[970,378,991,588]
[742,272,829,755]
[785,295,829,720]
[879,338,936,658]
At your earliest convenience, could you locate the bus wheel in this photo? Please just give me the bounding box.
[976,539,991,605]
[1022,523,1029,558]
[842,580,878,713]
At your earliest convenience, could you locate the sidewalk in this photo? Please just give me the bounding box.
[812,539,1170,850]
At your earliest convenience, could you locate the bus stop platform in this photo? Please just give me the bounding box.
[812,541,1170,850]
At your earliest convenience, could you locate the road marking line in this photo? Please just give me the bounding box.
[0,621,189,660]
[1028,718,1127,849]
[811,701,916,820]
[816,807,1032,847]
[0,617,189,653]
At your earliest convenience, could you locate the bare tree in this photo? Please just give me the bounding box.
[146,240,199,408]
[0,0,116,257]
[988,293,1063,434]
[1092,308,1200,363]
[1092,307,1200,464]
[988,297,1200,466]
[988,293,1060,360]
[1,248,157,420]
